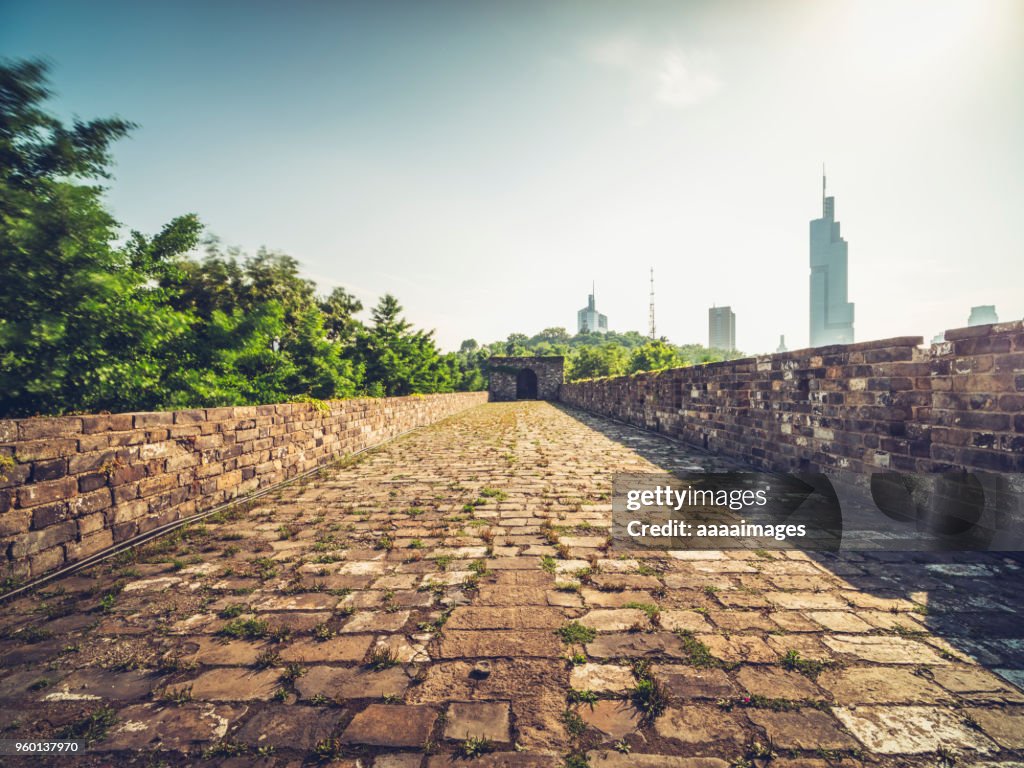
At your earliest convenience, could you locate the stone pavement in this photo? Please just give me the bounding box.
[0,401,1022,767]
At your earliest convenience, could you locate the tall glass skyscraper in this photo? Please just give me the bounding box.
[809,172,855,346]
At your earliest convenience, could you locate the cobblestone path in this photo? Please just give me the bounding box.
[1,401,1023,767]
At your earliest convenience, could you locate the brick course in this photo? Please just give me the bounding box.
[0,392,486,582]
[560,322,1024,477]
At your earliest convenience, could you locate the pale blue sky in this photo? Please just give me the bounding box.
[4,0,1022,352]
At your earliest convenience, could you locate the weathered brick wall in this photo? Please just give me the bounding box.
[560,322,1024,476]
[0,392,487,582]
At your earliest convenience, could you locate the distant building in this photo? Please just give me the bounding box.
[809,171,855,346]
[967,305,998,327]
[931,332,946,345]
[776,335,788,353]
[708,306,736,351]
[577,285,608,334]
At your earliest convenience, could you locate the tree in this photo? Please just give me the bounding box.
[320,287,364,345]
[0,60,199,415]
[568,344,629,380]
[627,341,684,374]
[357,295,454,396]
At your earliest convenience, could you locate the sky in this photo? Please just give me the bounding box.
[4,0,1023,353]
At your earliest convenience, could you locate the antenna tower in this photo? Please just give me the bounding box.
[648,267,656,340]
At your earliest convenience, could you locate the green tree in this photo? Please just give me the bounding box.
[0,60,199,415]
[568,344,629,380]
[358,295,453,396]
[627,340,683,374]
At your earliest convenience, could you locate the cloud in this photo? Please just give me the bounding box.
[585,36,721,113]
[653,50,721,108]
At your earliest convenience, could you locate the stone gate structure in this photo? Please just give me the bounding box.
[488,356,564,401]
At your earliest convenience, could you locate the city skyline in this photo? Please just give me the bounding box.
[3,0,1022,353]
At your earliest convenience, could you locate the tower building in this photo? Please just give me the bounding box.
[708,306,736,351]
[809,170,855,346]
[577,283,608,334]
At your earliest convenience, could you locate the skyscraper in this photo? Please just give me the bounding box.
[708,305,736,351]
[577,284,608,334]
[809,171,855,346]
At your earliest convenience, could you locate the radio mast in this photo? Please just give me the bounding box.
[648,267,656,340]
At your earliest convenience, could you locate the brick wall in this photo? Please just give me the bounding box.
[0,392,487,582]
[560,322,1024,476]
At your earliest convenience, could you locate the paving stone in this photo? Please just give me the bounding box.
[340,610,410,633]
[659,609,713,632]
[833,705,997,753]
[745,709,859,751]
[187,637,268,666]
[375,634,430,663]
[579,608,651,632]
[707,610,774,632]
[428,754,561,768]
[559,536,606,548]
[234,705,342,750]
[930,666,1024,703]
[100,703,247,751]
[444,701,512,742]
[586,632,687,659]
[765,634,832,661]
[765,592,849,610]
[698,633,778,663]
[168,668,281,701]
[588,754,729,768]
[822,635,951,665]
[278,634,374,663]
[295,665,411,700]
[378,755,429,768]
[439,631,561,658]
[654,705,748,743]
[652,665,738,699]
[122,576,182,593]
[734,667,823,701]
[446,606,566,630]
[805,611,874,632]
[546,590,584,608]
[816,667,951,704]
[770,611,820,632]
[252,593,342,611]
[477,586,549,606]
[340,704,437,747]
[590,574,663,590]
[39,669,154,702]
[569,663,635,694]
[579,699,641,738]
[580,588,655,607]
[965,706,1024,749]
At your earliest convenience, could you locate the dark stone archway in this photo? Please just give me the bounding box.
[515,368,538,400]
[486,356,563,401]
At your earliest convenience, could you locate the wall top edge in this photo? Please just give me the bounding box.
[0,391,487,433]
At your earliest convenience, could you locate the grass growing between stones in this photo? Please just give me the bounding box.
[556,621,597,645]
[631,660,670,723]
[675,630,719,668]
[219,617,269,639]
[56,705,117,743]
[780,649,832,678]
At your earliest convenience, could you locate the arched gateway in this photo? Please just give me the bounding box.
[487,356,564,402]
